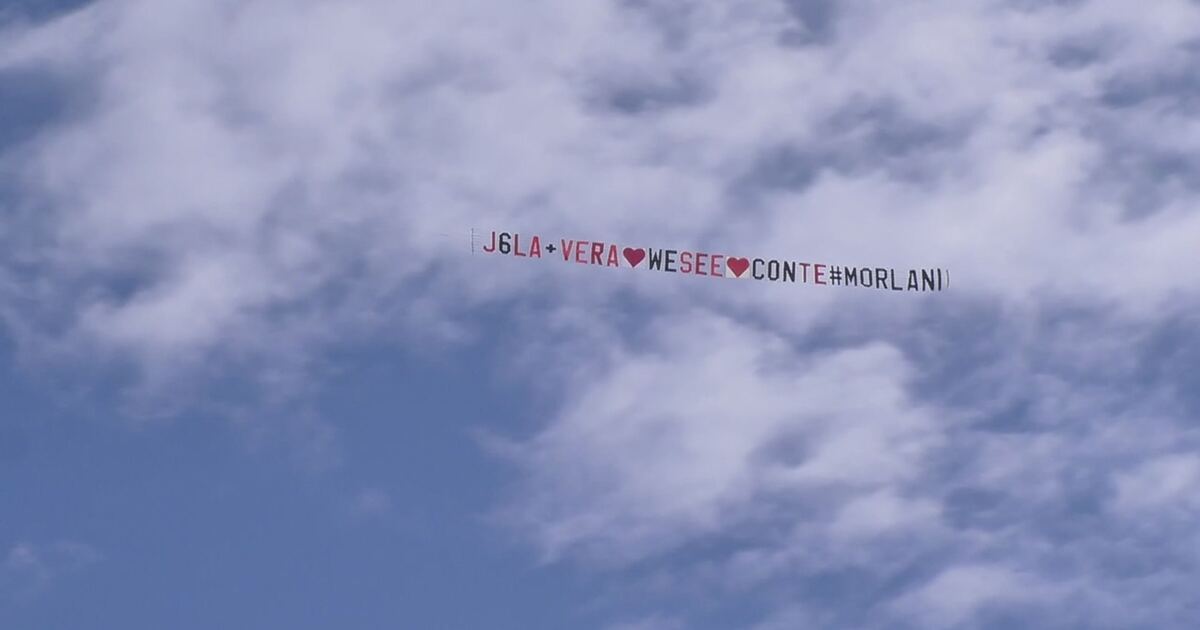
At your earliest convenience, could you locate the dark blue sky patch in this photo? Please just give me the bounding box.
[778,0,838,47]
[1076,94,1200,220]
[616,0,699,51]
[1096,146,1200,221]
[1135,308,1200,419]
[598,71,711,115]
[905,298,1178,426]
[0,345,39,465]
[0,426,30,463]
[1048,41,1106,69]
[750,426,812,469]
[1035,466,1114,539]
[942,486,1009,530]
[729,100,971,203]
[1099,52,1200,111]
[973,602,1064,630]
[822,99,972,171]
[0,0,94,25]
[583,66,713,117]
[0,67,72,152]
[970,397,1041,434]
[903,297,1016,410]
[737,143,827,193]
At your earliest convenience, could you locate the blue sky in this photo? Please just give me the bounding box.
[2,1,1200,629]
[0,329,613,629]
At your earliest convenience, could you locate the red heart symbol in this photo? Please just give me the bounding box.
[623,247,646,268]
[726,257,750,278]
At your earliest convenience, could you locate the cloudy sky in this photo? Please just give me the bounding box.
[2,0,1200,628]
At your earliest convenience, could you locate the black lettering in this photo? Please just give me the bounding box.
[921,269,935,291]
[648,249,665,270]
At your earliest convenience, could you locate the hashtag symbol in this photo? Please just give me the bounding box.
[829,266,842,285]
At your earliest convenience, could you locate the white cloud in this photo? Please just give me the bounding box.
[2,0,1197,375]
[1114,454,1200,512]
[502,311,939,563]
[829,489,941,540]
[891,564,1050,629]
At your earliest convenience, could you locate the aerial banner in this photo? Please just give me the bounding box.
[473,229,949,292]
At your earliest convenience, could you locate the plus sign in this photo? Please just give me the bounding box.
[546,243,557,254]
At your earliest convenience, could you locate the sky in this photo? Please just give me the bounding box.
[1,0,1200,628]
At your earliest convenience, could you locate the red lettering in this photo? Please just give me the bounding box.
[814,264,826,285]
[680,251,693,274]
[695,253,708,276]
[483,230,497,253]
[606,245,619,267]
[590,242,604,265]
[514,234,525,257]
[710,254,724,277]
[529,236,541,258]
[575,241,588,263]
[560,240,573,261]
